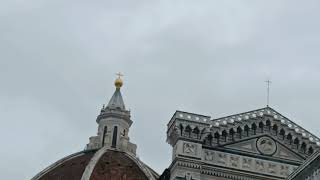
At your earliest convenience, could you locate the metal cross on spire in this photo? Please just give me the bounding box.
[116,72,124,79]
[265,79,272,107]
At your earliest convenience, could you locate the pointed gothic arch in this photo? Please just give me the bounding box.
[244,125,250,137]
[214,132,220,145]
[185,125,192,138]
[308,146,314,155]
[229,128,235,141]
[237,126,242,139]
[280,129,286,140]
[193,127,200,139]
[251,123,257,135]
[287,133,293,145]
[179,124,184,136]
[266,120,271,131]
[222,130,228,142]
[259,122,264,133]
[294,138,300,149]
[206,134,213,146]
[273,124,278,135]
[301,142,307,153]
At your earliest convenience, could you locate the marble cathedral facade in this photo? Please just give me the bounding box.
[164,108,320,180]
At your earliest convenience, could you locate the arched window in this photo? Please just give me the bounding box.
[112,126,118,148]
[102,126,107,146]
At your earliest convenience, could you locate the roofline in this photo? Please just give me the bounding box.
[212,107,269,121]
[166,110,211,133]
[286,150,320,179]
[173,110,210,119]
[211,106,320,141]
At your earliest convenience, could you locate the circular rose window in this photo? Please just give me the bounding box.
[256,137,277,155]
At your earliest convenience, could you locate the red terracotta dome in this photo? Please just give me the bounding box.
[32,149,158,180]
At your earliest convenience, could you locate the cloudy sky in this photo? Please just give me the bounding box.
[1,1,320,179]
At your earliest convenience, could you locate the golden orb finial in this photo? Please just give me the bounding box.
[115,72,124,89]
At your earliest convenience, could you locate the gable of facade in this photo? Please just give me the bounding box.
[166,107,320,180]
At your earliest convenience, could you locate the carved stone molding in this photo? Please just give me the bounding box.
[202,149,297,178]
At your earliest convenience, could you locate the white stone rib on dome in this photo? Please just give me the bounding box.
[81,146,157,180]
[31,151,91,180]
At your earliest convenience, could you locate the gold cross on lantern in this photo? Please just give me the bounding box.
[116,72,123,79]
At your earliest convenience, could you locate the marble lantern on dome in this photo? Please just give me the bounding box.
[86,76,137,156]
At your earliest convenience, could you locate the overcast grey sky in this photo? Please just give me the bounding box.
[1,1,320,179]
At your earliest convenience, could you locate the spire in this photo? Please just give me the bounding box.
[106,88,126,110]
[106,73,126,110]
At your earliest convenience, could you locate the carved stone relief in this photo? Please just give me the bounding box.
[204,151,214,161]
[183,143,197,156]
[217,153,227,165]
[257,137,277,155]
[172,170,201,180]
[230,156,240,168]
[255,160,265,172]
[280,165,290,176]
[268,163,277,174]
[242,158,252,170]
[202,149,297,178]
